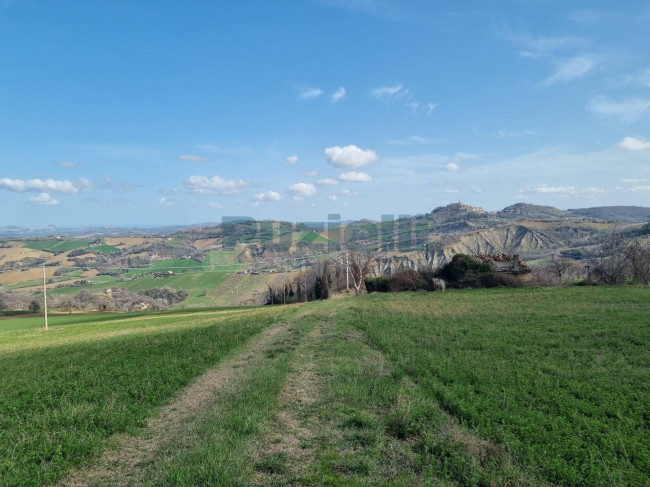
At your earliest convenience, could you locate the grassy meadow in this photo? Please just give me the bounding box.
[0,287,647,486]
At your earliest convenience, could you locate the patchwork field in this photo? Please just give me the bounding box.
[0,287,648,486]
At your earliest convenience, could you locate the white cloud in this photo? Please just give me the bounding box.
[331,86,346,103]
[581,187,606,195]
[324,144,378,168]
[445,162,460,173]
[288,182,316,197]
[179,154,209,162]
[58,161,79,168]
[426,102,437,116]
[251,190,282,204]
[543,56,596,86]
[340,189,358,197]
[209,202,225,208]
[0,177,92,194]
[338,171,372,183]
[588,96,650,123]
[303,170,319,177]
[327,194,338,201]
[285,155,299,165]
[184,175,249,195]
[156,197,174,206]
[470,187,483,193]
[444,189,459,194]
[522,184,605,197]
[618,136,650,151]
[298,87,323,100]
[622,178,647,183]
[630,185,650,192]
[317,178,339,186]
[370,83,407,101]
[511,32,588,58]
[30,193,60,205]
[525,184,576,194]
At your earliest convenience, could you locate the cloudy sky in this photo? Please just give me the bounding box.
[1,0,649,226]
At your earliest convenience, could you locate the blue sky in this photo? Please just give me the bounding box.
[1,0,649,227]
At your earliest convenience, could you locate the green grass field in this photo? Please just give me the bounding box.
[0,287,647,486]
[50,271,231,308]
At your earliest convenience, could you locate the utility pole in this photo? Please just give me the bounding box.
[345,250,349,291]
[42,265,48,331]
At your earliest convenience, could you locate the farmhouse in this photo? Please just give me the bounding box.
[472,253,532,281]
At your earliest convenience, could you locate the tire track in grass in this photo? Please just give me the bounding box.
[57,320,294,487]
[252,319,327,486]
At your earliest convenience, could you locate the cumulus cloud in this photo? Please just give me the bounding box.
[338,171,372,183]
[331,86,346,103]
[317,178,339,186]
[619,136,650,151]
[58,161,80,168]
[630,185,650,193]
[340,189,358,197]
[589,96,650,123]
[179,154,209,162]
[251,190,282,204]
[327,194,338,201]
[298,87,323,100]
[285,155,299,165]
[445,162,460,173]
[324,145,378,168]
[30,193,60,205]
[0,177,92,194]
[184,175,249,195]
[209,202,225,208]
[288,182,316,197]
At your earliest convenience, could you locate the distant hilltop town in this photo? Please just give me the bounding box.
[448,202,485,213]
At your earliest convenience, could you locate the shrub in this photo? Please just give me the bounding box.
[388,269,428,292]
[436,254,493,286]
[365,276,390,293]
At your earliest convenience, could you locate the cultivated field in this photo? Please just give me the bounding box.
[0,287,648,486]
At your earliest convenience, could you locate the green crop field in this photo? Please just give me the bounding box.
[0,287,647,486]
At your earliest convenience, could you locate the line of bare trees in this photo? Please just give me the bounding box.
[536,231,650,285]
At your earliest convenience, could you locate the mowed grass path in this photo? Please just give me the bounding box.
[0,306,299,486]
[1,287,648,486]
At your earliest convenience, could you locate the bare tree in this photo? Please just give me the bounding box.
[626,238,650,285]
[592,230,631,284]
[347,251,373,294]
[550,254,570,282]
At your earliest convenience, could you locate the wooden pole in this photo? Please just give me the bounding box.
[42,265,48,330]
